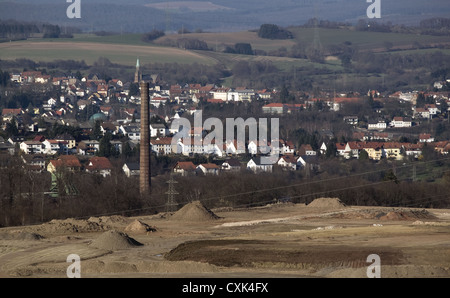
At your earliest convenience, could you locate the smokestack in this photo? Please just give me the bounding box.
[139,81,151,196]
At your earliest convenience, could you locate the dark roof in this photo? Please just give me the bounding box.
[124,162,140,171]
[223,159,241,167]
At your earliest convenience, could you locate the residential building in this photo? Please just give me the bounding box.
[247,157,273,173]
[173,161,196,176]
[221,159,242,172]
[122,162,140,177]
[85,156,113,177]
[196,163,220,175]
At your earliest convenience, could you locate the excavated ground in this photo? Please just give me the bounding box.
[0,199,449,278]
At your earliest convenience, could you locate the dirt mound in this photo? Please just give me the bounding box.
[379,209,437,221]
[307,198,346,209]
[171,201,220,222]
[124,220,157,234]
[88,215,129,225]
[34,218,109,234]
[89,230,143,251]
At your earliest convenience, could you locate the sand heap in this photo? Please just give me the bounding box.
[89,230,143,251]
[307,198,346,209]
[124,220,157,234]
[171,201,220,222]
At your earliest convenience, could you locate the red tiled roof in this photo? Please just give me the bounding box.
[174,161,196,171]
[86,157,112,170]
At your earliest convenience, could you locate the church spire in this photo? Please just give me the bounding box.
[134,57,142,83]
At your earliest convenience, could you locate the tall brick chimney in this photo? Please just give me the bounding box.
[139,81,151,196]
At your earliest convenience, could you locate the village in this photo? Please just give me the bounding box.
[1,64,450,182]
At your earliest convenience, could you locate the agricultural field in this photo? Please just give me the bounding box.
[0,33,219,66]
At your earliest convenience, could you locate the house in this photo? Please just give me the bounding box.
[203,139,224,157]
[319,142,327,155]
[402,143,423,158]
[414,108,430,119]
[336,143,347,157]
[20,141,44,154]
[298,144,316,156]
[2,108,22,122]
[343,116,358,126]
[225,139,246,155]
[100,122,118,136]
[173,161,196,176]
[85,156,113,177]
[122,162,140,177]
[150,97,168,108]
[119,125,141,142]
[362,142,384,161]
[100,106,113,116]
[77,140,100,155]
[0,140,15,155]
[433,141,450,155]
[47,155,82,173]
[196,163,220,175]
[221,159,242,172]
[390,117,412,128]
[368,119,386,131]
[22,154,46,172]
[280,140,296,155]
[296,155,320,172]
[211,88,229,101]
[262,103,286,114]
[247,140,271,155]
[247,157,273,173]
[42,140,68,155]
[345,142,364,159]
[383,142,403,160]
[277,155,298,171]
[151,137,175,155]
[424,104,440,116]
[150,123,168,138]
[419,133,434,143]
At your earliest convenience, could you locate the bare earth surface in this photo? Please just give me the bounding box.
[0,198,449,278]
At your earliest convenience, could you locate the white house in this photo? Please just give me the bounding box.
[196,163,220,175]
[277,155,297,170]
[368,119,387,130]
[390,117,412,128]
[122,162,140,177]
[221,159,242,172]
[225,139,246,155]
[150,123,168,138]
[151,137,175,155]
[247,157,273,173]
[42,140,68,155]
[20,141,44,154]
[120,125,141,142]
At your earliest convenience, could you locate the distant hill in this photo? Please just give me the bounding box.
[0,0,449,33]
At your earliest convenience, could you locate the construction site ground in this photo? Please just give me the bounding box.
[0,198,449,278]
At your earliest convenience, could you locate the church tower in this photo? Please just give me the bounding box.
[134,58,142,83]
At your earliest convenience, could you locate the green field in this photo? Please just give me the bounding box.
[0,36,218,66]
[158,27,450,53]
[1,28,449,71]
